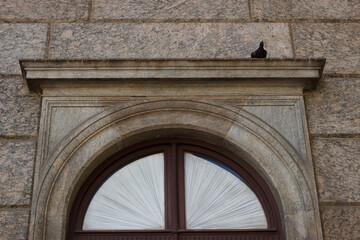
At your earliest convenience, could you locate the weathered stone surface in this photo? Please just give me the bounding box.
[0,24,46,74]
[0,141,36,205]
[252,0,360,20]
[312,138,360,203]
[0,0,88,21]
[244,102,309,165]
[49,23,292,59]
[305,78,360,135]
[321,206,360,240]
[93,0,249,20]
[48,106,105,156]
[0,209,29,240]
[0,76,41,136]
[293,23,360,74]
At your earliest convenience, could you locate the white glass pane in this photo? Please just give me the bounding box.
[185,153,267,229]
[83,153,165,230]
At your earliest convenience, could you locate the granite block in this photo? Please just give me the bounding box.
[293,23,360,74]
[0,24,47,74]
[305,78,360,135]
[0,75,36,99]
[312,138,360,203]
[0,76,41,136]
[93,0,249,20]
[321,206,360,240]
[252,0,360,20]
[0,0,88,21]
[0,141,36,205]
[0,209,29,240]
[49,23,292,59]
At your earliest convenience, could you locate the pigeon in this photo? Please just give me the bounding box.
[251,41,267,58]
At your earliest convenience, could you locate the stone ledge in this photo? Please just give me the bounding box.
[20,59,325,93]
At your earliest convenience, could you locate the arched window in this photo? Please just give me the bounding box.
[68,139,283,239]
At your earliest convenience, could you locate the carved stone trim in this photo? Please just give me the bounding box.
[29,100,322,240]
[22,59,325,240]
[20,59,325,93]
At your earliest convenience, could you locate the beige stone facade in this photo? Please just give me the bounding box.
[0,1,359,240]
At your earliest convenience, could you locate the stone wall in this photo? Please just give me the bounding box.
[0,1,359,239]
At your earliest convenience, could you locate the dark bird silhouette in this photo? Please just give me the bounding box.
[251,41,267,58]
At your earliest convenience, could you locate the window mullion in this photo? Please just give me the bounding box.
[165,143,179,232]
[177,145,186,230]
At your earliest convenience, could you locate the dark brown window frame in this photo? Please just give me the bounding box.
[68,139,283,240]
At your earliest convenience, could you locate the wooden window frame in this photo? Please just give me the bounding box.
[68,139,283,240]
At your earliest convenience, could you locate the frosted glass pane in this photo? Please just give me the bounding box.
[83,153,165,230]
[185,153,267,229]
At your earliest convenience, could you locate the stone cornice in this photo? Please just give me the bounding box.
[20,58,325,93]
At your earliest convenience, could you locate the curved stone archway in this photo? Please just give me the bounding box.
[29,100,322,240]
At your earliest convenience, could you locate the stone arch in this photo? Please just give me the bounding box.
[29,100,322,240]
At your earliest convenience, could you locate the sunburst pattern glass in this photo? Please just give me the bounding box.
[184,153,267,229]
[83,153,165,230]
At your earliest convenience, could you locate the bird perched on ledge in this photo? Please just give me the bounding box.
[251,41,267,58]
